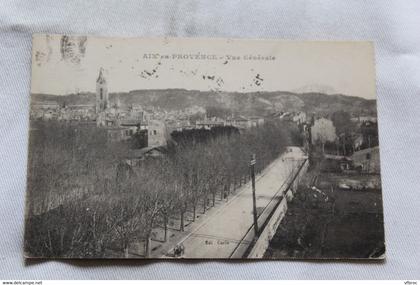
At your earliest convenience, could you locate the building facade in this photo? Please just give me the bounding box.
[352,146,381,174]
[147,120,168,147]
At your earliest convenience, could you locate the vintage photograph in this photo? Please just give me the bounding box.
[24,35,385,259]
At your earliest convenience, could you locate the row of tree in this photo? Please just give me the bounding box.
[25,120,290,258]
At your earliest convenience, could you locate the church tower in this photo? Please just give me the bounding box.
[96,68,108,113]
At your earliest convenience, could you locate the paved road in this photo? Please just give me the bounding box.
[165,146,306,258]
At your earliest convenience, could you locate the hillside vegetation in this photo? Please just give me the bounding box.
[32,89,377,116]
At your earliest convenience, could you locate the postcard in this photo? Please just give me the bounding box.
[25,35,384,259]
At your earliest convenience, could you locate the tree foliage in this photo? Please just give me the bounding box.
[25,120,291,257]
[331,110,353,135]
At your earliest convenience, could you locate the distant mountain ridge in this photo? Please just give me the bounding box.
[31,89,377,116]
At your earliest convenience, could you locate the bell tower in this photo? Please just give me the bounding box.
[96,68,108,113]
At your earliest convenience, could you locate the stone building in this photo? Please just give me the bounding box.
[147,120,168,147]
[352,146,381,174]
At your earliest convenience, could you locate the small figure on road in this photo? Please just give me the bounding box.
[174,243,185,257]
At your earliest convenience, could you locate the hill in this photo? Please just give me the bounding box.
[31,89,377,116]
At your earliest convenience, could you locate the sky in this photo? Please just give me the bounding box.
[31,35,377,99]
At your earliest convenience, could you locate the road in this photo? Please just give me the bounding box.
[164,146,306,258]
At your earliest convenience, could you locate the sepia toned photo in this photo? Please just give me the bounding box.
[24,35,385,259]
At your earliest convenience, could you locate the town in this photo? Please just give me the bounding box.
[25,68,383,259]
[30,69,378,164]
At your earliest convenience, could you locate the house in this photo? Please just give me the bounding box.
[350,115,378,124]
[351,146,381,174]
[248,116,265,127]
[225,116,251,129]
[323,154,353,172]
[130,104,144,113]
[166,119,193,133]
[292,112,307,125]
[148,120,169,147]
[106,127,134,142]
[119,118,141,134]
[126,146,167,165]
[195,119,225,130]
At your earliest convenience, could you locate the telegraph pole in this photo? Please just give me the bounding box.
[250,154,259,237]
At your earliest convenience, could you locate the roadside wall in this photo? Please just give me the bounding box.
[247,159,308,258]
[248,196,288,258]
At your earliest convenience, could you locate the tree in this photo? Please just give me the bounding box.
[25,119,294,258]
[311,118,337,153]
[360,121,379,149]
[331,110,353,135]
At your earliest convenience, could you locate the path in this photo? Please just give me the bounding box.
[162,146,306,258]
